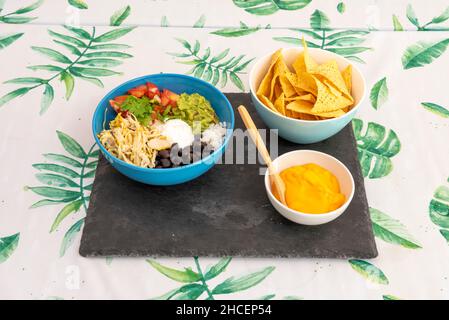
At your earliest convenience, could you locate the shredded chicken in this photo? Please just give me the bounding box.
[99,114,170,168]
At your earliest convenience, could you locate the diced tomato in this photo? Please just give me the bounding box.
[109,99,121,113]
[114,95,128,104]
[161,89,179,107]
[146,82,160,99]
[128,85,147,98]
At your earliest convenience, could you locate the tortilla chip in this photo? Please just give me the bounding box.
[311,77,353,113]
[258,94,279,114]
[274,93,286,115]
[310,60,352,101]
[279,74,297,97]
[256,49,282,98]
[292,52,306,75]
[301,113,319,120]
[268,57,289,101]
[285,94,316,103]
[301,37,318,72]
[295,72,318,96]
[273,79,282,99]
[286,100,314,114]
[314,109,346,118]
[341,65,352,93]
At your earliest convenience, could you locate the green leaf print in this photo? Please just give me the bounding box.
[383,294,401,300]
[147,260,201,283]
[193,14,206,28]
[406,4,420,28]
[404,4,449,31]
[40,84,54,115]
[0,0,43,24]
[27,131,98,257]
[274,10,371,63]
[0,33,24,50]
[68,0,88,10]
[212,266,275,294]
[203,257,232,280]
[440,229,449,244]
[57,130,87,158]
[160,16,169,27]
[429,180,449,243]
[349,260,389,285]
[0,24,135,113]
[50,199,83,232]
[402,39,449,69]
[233,0,311,16]
[392,15,404,31]
[150,257,277,300]
[0,233,20,263]
[370,77,388,110]
[421,102,449,118]
[110,5,131,27]
[352,118,401,179]
[168,39,254,91]
[310,10,330,30]
[60,218,84,257]
[370,207,421,249]
[211,22,270,37]
[337,2,345,14]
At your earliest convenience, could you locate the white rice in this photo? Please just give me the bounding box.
[201,122,227,150]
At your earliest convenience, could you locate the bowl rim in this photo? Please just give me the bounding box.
[249,47,366,124]
[264,149,355,217]
[92,73,235,173]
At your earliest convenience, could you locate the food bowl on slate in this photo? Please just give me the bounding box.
[265,150,355,225]
[92,73,235,186]
[249,47,366,144]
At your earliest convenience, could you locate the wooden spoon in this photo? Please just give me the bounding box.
[238,105,287,206]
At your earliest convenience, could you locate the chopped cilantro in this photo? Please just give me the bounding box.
[120,95,154,125]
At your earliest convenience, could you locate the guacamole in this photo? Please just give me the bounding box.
[171,93,218,132]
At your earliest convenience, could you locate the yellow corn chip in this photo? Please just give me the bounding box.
[258,94,279,114]
[286,100,314,114]
[292,52,306,75]
[298,93,316,103]
[341,65,352,93]
[256,49,282,98]
[314,109,346,118]
[269,57,289,101]
[274,93,286,115]
[323,79,344,97]
[279,74,297,97]
[285,94,316,103]
[295,72,318,96]
[273,80,283,99]
[311,76,353,113]
[310,60,352,101]
[301,37,318,72]
[301,113,319,120]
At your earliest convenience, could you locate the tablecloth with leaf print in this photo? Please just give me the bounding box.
[1,0,449,300]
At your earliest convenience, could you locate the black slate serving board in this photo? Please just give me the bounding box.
[79,93,377,259]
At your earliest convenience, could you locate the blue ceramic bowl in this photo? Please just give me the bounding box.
[249,48,366,144]
[92,73,235,186]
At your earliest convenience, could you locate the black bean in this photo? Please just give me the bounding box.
[160,158,171,168]
[158,149,170,159]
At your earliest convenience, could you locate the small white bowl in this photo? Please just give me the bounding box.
[264,150,355,225]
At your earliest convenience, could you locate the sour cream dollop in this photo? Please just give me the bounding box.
[161,119,194,149]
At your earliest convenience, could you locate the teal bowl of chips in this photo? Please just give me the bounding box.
[249,47,366,144]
